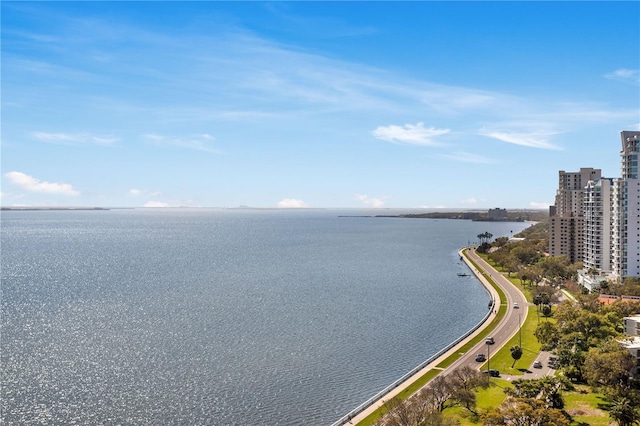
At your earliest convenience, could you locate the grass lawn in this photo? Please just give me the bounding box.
[476,255,548,376]
[564,385,610,426]
[442,382,611,426]
[479,306,541,376]
[443,380,512,425]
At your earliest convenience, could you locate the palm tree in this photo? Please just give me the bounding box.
[609,396,640,426]
[510,345,523,368]
[477,232,494,244]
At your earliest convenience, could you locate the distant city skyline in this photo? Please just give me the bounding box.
[2,2,639,209]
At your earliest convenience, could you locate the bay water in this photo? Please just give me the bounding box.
[1,209,530,425]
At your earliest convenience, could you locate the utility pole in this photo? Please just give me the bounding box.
[518,312,522,348]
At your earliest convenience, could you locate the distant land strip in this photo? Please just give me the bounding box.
[1,207,111,211]
[342,210,548,222]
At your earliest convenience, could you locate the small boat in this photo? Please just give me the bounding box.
[457,273,470,277]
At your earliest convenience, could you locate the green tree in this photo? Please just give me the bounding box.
[503,255,520,277]
[533,292,550,309]
[482,398,570,426]
[608,396,640,426]
[510,345,523,368]
[505,377,570,409]
[582,339,635,390]
[534,321,560,351]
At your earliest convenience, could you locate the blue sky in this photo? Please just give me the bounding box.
[2,1,639,209]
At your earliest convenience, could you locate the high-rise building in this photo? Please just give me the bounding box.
[618,131,640,278]
[583,177,615,273]
[549,168,601,263]
[575,131,640,289]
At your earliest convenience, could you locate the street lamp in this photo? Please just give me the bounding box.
[518,312,522,348]
[486,340,491,373]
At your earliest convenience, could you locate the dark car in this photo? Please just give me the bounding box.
[483,369,500,377]
[485,337,495,345]
[475,353,486,362]
[533,360,542,369]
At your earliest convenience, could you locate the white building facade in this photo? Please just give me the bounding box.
[583,178,614,272]
[619,131,640,278]
[573,132,640,288]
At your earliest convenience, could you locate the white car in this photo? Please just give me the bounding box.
[513,302,519,308]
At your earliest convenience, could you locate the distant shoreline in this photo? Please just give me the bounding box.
[1,207,111,211]
[338,210,547,222]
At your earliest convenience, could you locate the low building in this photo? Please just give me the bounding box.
[624,314,640,337]
[620,315,640,375]
[488,208,508,219]
[619,337,640,375]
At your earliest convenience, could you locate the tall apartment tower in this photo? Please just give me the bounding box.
[549,168,601,263]
[583,177,615,272]
[617,131,640,278]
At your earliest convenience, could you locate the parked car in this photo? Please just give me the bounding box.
[548,356,559,369]
[475,353,486,362]
[483,369,500,377]
[533,360,542,368]
[485,337,495,344]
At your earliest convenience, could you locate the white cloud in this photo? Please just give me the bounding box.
[372,122,449,146]
[604,68,640,85]
[529,201,550,209]
[355,194,386,208]
[435,151,495,164]
[419,205,447,209]
[129,188,161,197]
[32,132,119,146]
[461,197,483,205]
[143,201,171,208]
[277,198,309,208]
[479,128,562,150]
[143,133,219,154]
[4,171,80,195]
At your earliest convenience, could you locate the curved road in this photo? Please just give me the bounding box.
[461,249,529,372]
[340,248,530,425]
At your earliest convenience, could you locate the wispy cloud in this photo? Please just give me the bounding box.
[11,15,635,144]
[32,132,119,146]
[143,133,219,154]
[354,194,386,208]
[4,171,80,195]
[128,188,162,197]
[529,201,550,209]
[277,198,309,208]
[143,201,171,208]
[479,128,562,150]
[435,151,495,164]
[372,122,449,146]
[461,197,483,205]
[605,68,640,85]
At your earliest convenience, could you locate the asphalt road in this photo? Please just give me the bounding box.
[461,249,530,378]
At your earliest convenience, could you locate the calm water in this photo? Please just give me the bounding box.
[1,209,530,425]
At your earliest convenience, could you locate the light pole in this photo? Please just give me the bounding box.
[486,340,491,373]
[518,312,522,348]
